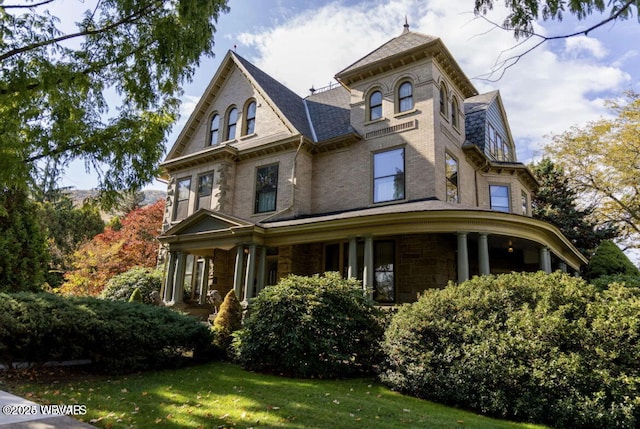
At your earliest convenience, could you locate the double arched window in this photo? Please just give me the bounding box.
[244,100,256,135]
[451,96,459,128]
[439,82,448,116]
[226,107,238,140]
[209,113,220,146]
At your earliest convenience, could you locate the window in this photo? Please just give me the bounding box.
[255,164,278,213]
[445,152,459,203]
[209,114,220,146]
[451,96,459,128]
[521,191,529,215]
[398,81,413,112]
[374,240,395,303]
[196,173,214,210]
[244,101,256,135]
[226,107,238,140]
[373,148,405,203]
[439,82,448,115]
[369,90,382,121]
[490,185,510,212]
[173,177,191,220]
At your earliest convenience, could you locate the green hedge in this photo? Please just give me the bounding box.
[234,272,384,378]
[380,272,640,429]
[0,292,213,373]
[99,267,163,305]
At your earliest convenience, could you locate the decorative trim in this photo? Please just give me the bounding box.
[365,119,416,139]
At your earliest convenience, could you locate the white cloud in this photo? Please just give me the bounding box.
[231,0,632,161]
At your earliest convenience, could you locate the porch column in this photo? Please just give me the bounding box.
[348,237,358,279]
[478,233,490,275]
[363,236,374,298]
[233,246,245,298]
[457,232,470,283]
[243,244,257,304]
[559,262,567,273]
[256,246,267,294]
[539,247,552,273]
[163,251,177,303]
[173,252,187,304]
[199,257,211,304]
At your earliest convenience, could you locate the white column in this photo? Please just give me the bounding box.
[478,233,490,275]
[457,232,469,283]
[257,246,267,294]
[539,247,551,273]
[348,237,358,279]
[162,251,177,303]
[243,244,257,304]
[559,262,567,273]
[199,257,210,304]
[233,246,245,298]
[173,252,187,304]
[363,236,374,298]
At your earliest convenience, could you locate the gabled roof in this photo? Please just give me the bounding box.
[463,90,516,160]
[161,209,253,237]
[304,86,353,142]
[335,29,477,98]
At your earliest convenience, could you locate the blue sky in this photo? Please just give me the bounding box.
[56,0,639,190]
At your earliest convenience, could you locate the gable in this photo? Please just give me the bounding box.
[464,91,516,161]
[161,209,253,237]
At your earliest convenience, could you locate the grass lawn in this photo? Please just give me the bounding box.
[4,362,548,429]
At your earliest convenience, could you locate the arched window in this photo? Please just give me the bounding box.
[209,113,220,146]
[369,90,382,121]
[226,107,238,140]
[398,81,413,112]
[439,82,448,116]
[244,100,256,135]
[451,96,459,128]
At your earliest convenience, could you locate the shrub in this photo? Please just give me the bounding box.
[235,272,384,378]
[0,292,213,373]
[100,267,162,304]
[591,273,640,291]
[128,287,143,302]
[212,290,243,355]
[584,240,640,281]
[380,272,640,429]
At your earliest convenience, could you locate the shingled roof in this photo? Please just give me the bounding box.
[304,86,353,142]
[464,91,498,152]
[232,51,314,138]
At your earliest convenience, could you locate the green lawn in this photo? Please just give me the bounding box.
[5,362,548,429]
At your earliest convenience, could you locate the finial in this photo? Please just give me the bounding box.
[309,85,316,95]
[403,15,410,34]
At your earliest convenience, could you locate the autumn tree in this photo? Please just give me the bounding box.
[59,199,165,296]
[0,0,229,204]
[530,158,617,257]
[543,91,640,252]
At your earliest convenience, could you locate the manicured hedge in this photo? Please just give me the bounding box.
[380,272,640,429]
[234,272,384,378]
[99,267,163,304]
[0,292,212,373]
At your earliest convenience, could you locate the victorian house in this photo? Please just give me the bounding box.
[157,24,587,309]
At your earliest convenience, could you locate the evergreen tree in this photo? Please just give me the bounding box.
[0,188,49,292]
[584,240,640,281]
[531,158,617,257]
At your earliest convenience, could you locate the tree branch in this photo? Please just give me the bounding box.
[473,0,636,82]
[1,0,56,9]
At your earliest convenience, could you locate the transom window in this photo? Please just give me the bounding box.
[245,101,256,135]
[209,114,220,146]
[490,185,510,212]
[173,177,191,220]
[255,164,278,213]
[373,148,405,203]
[226,107,238,140]
[398,81,413,112]
[445,152,459,203]
[369,90,382,121]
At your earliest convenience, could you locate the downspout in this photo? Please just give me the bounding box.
[259,134,305,223]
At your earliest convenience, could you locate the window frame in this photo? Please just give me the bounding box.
[244,100,256,136]
[195,172,214,211]
[397,81,413,113]
[445,152,459,203]
[254,163,279,214]
[225,106,238,141]
[439,81,448,116]
[209,113,220,147]
[451,96,459,128]
[173,177,192,221]
[489,184,511,213]
[373,240,396,303]
[373,147,405,204]
[368,89,383,121]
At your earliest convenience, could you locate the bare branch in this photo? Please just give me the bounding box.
[1,0,55,9]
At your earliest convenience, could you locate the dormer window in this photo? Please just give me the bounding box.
[398,81,413,112]
[369,90,383,121]
[209,114,220,146]
[244,100,256,135]
[451,96,459,128]
[439,82,448,116]
[226,107,238,140]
